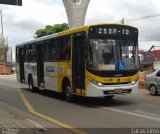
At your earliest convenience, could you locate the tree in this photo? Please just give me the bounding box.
[35,23,69,38]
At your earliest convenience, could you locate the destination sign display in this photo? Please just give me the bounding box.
[88,25,138,39]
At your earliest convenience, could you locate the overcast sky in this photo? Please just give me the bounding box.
[1,0,160,50]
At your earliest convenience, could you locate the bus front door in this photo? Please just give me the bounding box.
[19,47,25,83]
[72,33,86,95]
[36,43,45,88]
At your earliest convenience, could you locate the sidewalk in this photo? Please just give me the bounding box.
[0,101,74,134]
[0,101,48,134]
[0,74,16,80]
[0,74,73,134]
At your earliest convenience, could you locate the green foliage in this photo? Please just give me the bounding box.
[35,23,69,38]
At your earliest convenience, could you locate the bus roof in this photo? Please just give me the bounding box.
[16,23,138,47]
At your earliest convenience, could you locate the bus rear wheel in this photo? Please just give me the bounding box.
[28,76,35,92]
[64,82,73,102]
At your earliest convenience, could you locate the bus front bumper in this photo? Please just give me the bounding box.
[86,82,138,97]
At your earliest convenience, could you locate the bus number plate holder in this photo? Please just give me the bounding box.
[114,88,123,94]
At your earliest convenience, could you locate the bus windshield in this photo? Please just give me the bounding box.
[87,39,137,71]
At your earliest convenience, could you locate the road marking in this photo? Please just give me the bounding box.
[102,107,160,122]
[19,92,87,134]
[26,119,47,130]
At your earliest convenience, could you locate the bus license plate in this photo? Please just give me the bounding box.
[114,88,123,93]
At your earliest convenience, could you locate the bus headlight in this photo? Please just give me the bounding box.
[88,78,103,87]
[97,82,103,87]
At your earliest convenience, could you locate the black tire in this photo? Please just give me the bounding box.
[28,76,36,92]
[64,81,73,102]
[104,95,114,100]
[149,85,158,96]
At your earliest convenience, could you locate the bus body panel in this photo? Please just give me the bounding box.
[57,62,72,92]
[94,74,138,84]
[44,62,58,91]
[16,23,139,98]
[86,81,138,97]
[85,70,138,97]
[24,62,38,87]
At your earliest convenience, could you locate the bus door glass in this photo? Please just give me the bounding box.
[19,46,25,82]
[36,42,45,87]
[72,32,86,94]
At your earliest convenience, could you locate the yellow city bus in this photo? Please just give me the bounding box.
[16,23,139,101]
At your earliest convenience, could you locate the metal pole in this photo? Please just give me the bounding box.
[0,10,4,38]
[11,46,12,64]
[0,10,5,64]
[122,18,124,24]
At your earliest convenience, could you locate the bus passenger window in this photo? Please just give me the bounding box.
[52,39,60,60]
[45,40,53,61]
[25,46,30,62]
[61,37,71,60]
[45,39,60,61]
[29,45,36,62]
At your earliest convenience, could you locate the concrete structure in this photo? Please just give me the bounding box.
[62,0,90,29]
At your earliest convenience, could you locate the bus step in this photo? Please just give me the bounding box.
[39,86,45,90]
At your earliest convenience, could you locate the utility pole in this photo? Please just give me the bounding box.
[11,46,12,64]
[122,18,124,24]
[5,37,8,64]
[0,10,4,38]
[0,10,5,64]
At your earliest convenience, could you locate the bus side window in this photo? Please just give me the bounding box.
[25,45,29,62]
[52,39,60,60]
[29,44,36,62]
[45,39,60,61]
[61,36,71,60]
[45,40,53,61]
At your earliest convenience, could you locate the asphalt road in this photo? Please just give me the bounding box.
[0,74,160,134]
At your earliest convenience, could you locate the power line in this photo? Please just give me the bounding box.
[117,15,160,33]
[139,28,160,33]
[139,39,160,44]
[118,14,160,23]
[125,14,160,22]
